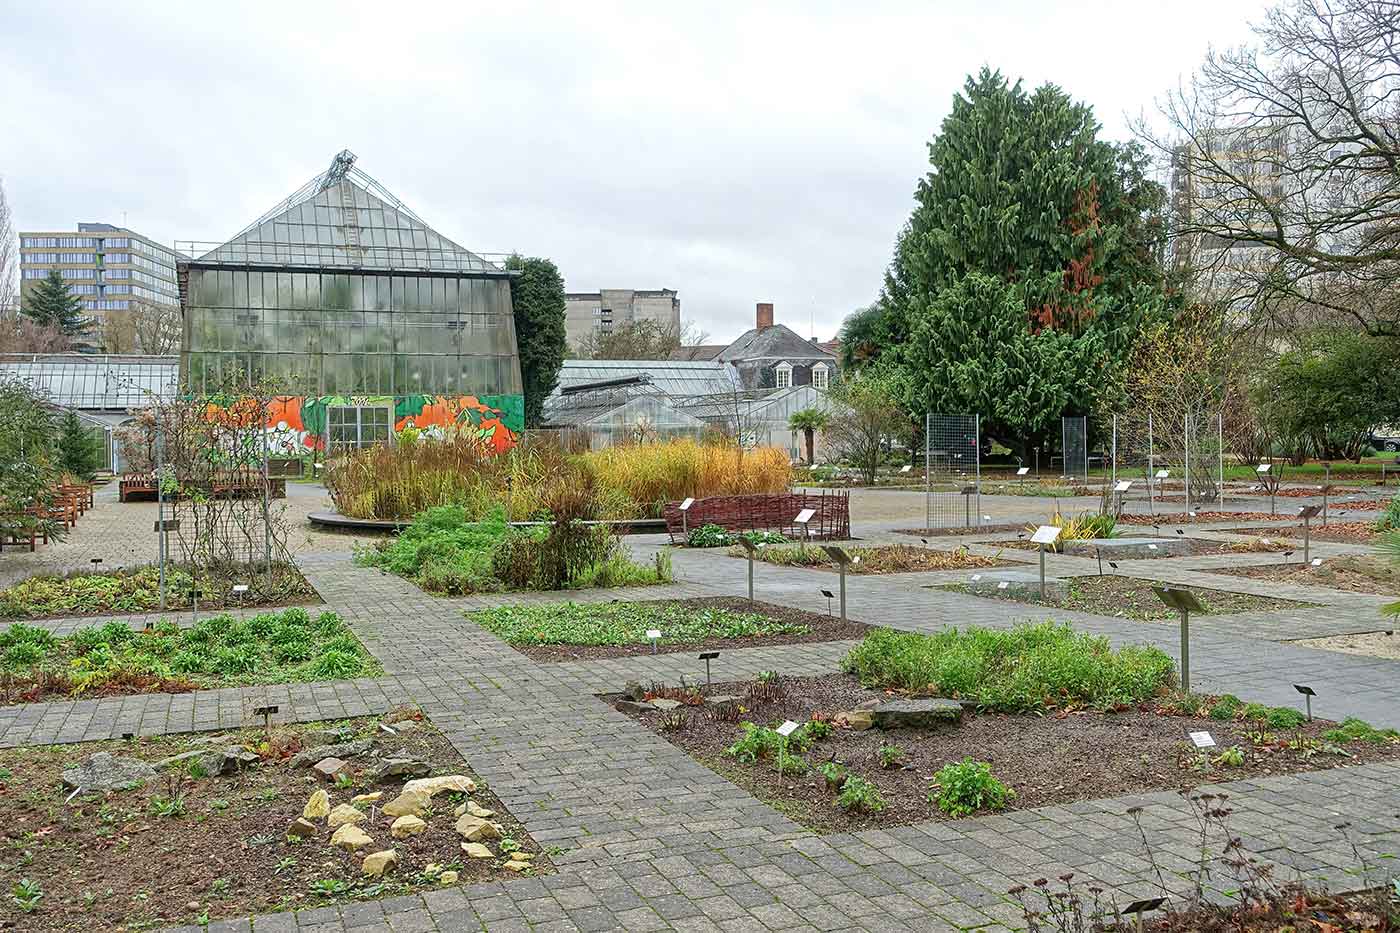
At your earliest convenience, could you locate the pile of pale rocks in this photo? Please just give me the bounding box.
[613,681,739,714]
[287,732,535,878]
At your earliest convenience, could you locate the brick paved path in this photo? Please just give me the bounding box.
[5,493,1400,931]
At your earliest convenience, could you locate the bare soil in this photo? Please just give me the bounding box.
[941,575,1312,622]
[893,523,1027,537]
[732,543,1013,575]
[612,674,1400,833]
[1295,630,1400,660]
[1220,521,1382,544]
[991,537,1297,557]
[1210,554,1400,596]
[0,712,550,932]
[510,597,873,663]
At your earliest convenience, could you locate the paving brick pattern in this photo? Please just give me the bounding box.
[4,493,1400,931]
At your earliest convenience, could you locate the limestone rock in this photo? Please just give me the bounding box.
[621,680,645,702]
[832,710,873,732]
[503,859,530,872]
[650,698,683,711]
[351,791,382,805]
[361,849,397,877]
[327,803,367,829]
[440,870,459,884]
[286,817,319,839]
[382,790,430,818]
[465,800,495,819]
[462,842,494,859]
[312,757,350,782]
[62,753,157,792]
[614,699,653,714]
[705,694,740,705]
[390,814,427,838]
[453,814,501,842]
[402,774,475,797]
[367,758,431,783]
[870,698,964,729]
[303,789,331,819]
[199,745,260,776]
[299,728,349,748]
[289,738,373,769]
[330,824,373,852]
[154,750,205,770]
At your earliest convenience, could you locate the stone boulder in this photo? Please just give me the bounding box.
[361,849,398,877]
[382,790,430,819]
[367,758,432,783]
[330,824,373,852]
[62,753,157,792]
[200,745,261,776]
[621,681,646,702]
[327,804,367,829]
[462,842,493,859]
[453,814,501,842]
[303,789,331,819]
[289,738,373,770]
[614,700,653,714]
[832,710,873,732]
[390,815,427,839]
[312,757,351,782]
[286,817,319,839]
[871,698,964,729]
[402,774,475,797]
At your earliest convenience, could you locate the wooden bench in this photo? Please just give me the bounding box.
[0,518,48,552]
[57,483,94,513]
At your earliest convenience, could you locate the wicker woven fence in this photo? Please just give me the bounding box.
[663,490,849,542]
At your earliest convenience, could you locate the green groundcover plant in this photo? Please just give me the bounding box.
[841,622,1174,711]
[468,601,809,646]
[0,608,380,701]
[0,563,311,620]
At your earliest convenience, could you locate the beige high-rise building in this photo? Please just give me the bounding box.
[18,222,179,329]
[565,287,679,350]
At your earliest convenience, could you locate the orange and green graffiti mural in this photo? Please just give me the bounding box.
[262,394,524,454]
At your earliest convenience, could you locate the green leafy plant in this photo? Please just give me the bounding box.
[805,719,832,740]
[1322,717,1400,745]
[817,761,847,788]
[1266,707,1308,730]
[309,878,349,897]
[842,623,1174,712]
[877,744,905,769]
[686,524,733,548]
[470,601,808,648]
[10,878,42,913]
[929,758,1014,817]
[1213,745,1245,767]
[1208,694,1243,721]
[836,775,885,813]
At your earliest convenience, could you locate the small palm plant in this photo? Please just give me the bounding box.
[788,408,829,465]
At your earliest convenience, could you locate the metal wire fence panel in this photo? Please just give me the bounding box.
[1111,411,1225,514]
[1061,416,1088,480]
[924,413,980,529]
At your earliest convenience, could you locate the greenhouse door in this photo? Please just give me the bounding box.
[328,405,391,451]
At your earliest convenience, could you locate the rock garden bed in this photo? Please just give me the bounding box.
[0,563,319,621]
[0,608,381,705]
[939,574,1312,621]
[992,536,1296,557]
[611,627,1400,833]
[1220,521,1383,544]
[468,597,871,662]
[1209,553,1400,596]
[727,543,1012,574]
[0,708,549,931]
[892,523,1027,537]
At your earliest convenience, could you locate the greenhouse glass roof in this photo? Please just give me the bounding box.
[552,360,735,399]
[0,354,177,410]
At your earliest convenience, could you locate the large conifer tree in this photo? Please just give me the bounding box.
[505,255,567,428]
[22,270,91,337]
[879,69,1167,448]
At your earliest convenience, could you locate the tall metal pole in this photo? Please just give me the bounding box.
[838,561,847,622]
[261,409,272,580]
[1184,413,1191,520]
[156,422,167,612]
[1147,414,1155,514]
[1217,413,1224,512]
[924,412,930,532]
[1111,414,1117,486]
[1179,608,1191,694]
[974,414,981,529]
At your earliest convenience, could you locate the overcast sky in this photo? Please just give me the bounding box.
[1,0,1271,343]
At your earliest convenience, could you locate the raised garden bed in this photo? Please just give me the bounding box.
[893,523,1027,537]
[467,597,871,662]
[1220,521,1383,544]
[611,672,1400,833]
[726,543,1013,574]
[0,608,381,705]
[939,574,1313,621]
[993,536,1296,557]
[0,709,549,931]
[0,563,320,621]
[1209,554,1400,596]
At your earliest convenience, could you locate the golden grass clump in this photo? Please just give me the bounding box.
[581,440,791,514]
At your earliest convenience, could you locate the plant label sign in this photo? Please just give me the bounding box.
[1155,469,1169,479]
[232,584,250,595]
[698,651,719,661]
[1311,558,1323,566]
[1114,480,1133,493]
[1148,543,1158,550]
[997,581,1009,590]
[970,574,982,582]
[646,629,662,640]
[775,720,800,738]
[1188,731,1216,749]
[794,508,815,525]
[1030,525,1061,546]
[1016,467,1030,476]
[1257,463,1272,474]
[900,465,912,474]
[679,498,694,511]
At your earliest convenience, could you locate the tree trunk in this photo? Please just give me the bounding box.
[804,428,815,464]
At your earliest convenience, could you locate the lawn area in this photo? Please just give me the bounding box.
[0,710,548,930]
[467,597,872,661]
[0,608,381,703]
[939,575,1312,622]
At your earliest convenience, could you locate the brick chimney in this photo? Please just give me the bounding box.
[756,302,774,332]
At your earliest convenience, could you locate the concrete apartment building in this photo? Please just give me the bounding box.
[19,222,180,327]
[564,287,679,350]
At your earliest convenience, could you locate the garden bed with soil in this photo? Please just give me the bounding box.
[726,543,1015,574]
[1209,554,1400,596]
[893,524,1027,538]
[1295,630,1400,660]
[468,597,872,662]
[991,536,1296,557]
[0,563,320,622]
[1220,521,1383,544]
[0,709,550,932]
[939,575,1313,621]
[1118,510,1288,525]
[0,608,381,705]
[610,673,1400,833]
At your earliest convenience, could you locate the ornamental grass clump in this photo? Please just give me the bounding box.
[841,623,1174,711]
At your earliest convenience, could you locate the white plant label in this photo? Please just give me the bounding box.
[1189,731,1217,749]
[997,581,1009,590]
[646,629,662,640]
[775,720,800,737]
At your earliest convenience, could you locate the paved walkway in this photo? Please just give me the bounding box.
[4,493,1400,931]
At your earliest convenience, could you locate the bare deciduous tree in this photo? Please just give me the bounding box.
[102,298,182,354]
[1142,0,1400,336]
[0,178,17,314]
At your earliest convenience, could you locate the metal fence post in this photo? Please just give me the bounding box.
[1148,413,1155,513]
[924,412,931,532]
[1184,413,1191,520]
[1111,414,1117,487]
[1217,412,1224,512]
[975,414,981,529]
